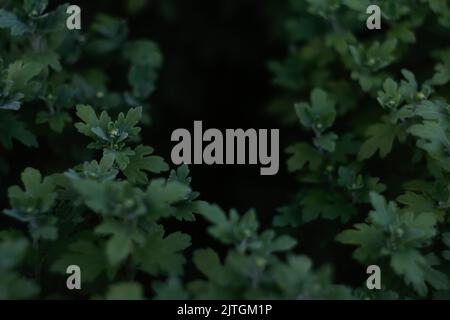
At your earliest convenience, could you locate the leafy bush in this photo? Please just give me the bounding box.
[1,0,450,300]
[270,0,450,299]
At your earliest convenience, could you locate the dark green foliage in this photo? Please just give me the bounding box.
[2,0,450,300]
[269,0,450,299]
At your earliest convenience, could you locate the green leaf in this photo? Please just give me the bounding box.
[75,104,112,141]
[106,282,143,300]
[198,202,259,244]
[388,24,416,44]
[294,88,336,132]
[336,223,383,261]
[271,254,352,299]
[368,192,397,227]
[153,277,189,300]
[34,4,68,33]
[134,225,191,276]
[0,272,39,299]
[95,220,144,266]
[89,14,128,54]
[397,191,437,215]
[192,248,227,286]
[273,195,303,227]
[115,107,142,137]
[399,69,432,103]
[263,232,297,252]
[0,93,24,110]
[358,121,407,160]
[167,165,201,221]
[123,145,169,184]
[75,105,143,150]
[7,61,43,96]
[442,233,450,261]
[126,0,148,15]
[36,111,71,133]
[51,240,107,283]
[123,40,162,98]
[71,179,146,218]
[443,233,450,247]
[104,148,135,170]
[0,10,30,36]
[6,167,56,216]
[313,132,338,152]
[300,189,356,223]
[128,64,159,98]
[123,40,163,67]
[26,51,62,72]
[343,0,370,10]
[167,165,200,222]
[337,192,442,295]
[95,224,132,265]
[24,0,48,16]
[409,120,450,166]
[0,113,37,149]
[390,251,449,296]
[377,78,403,110]
[71,154,118,181]
[105,232,132,266]
[432,59,450,86]
[286,143,322,172]
[0,232,29,270]
[145,179,191,219]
